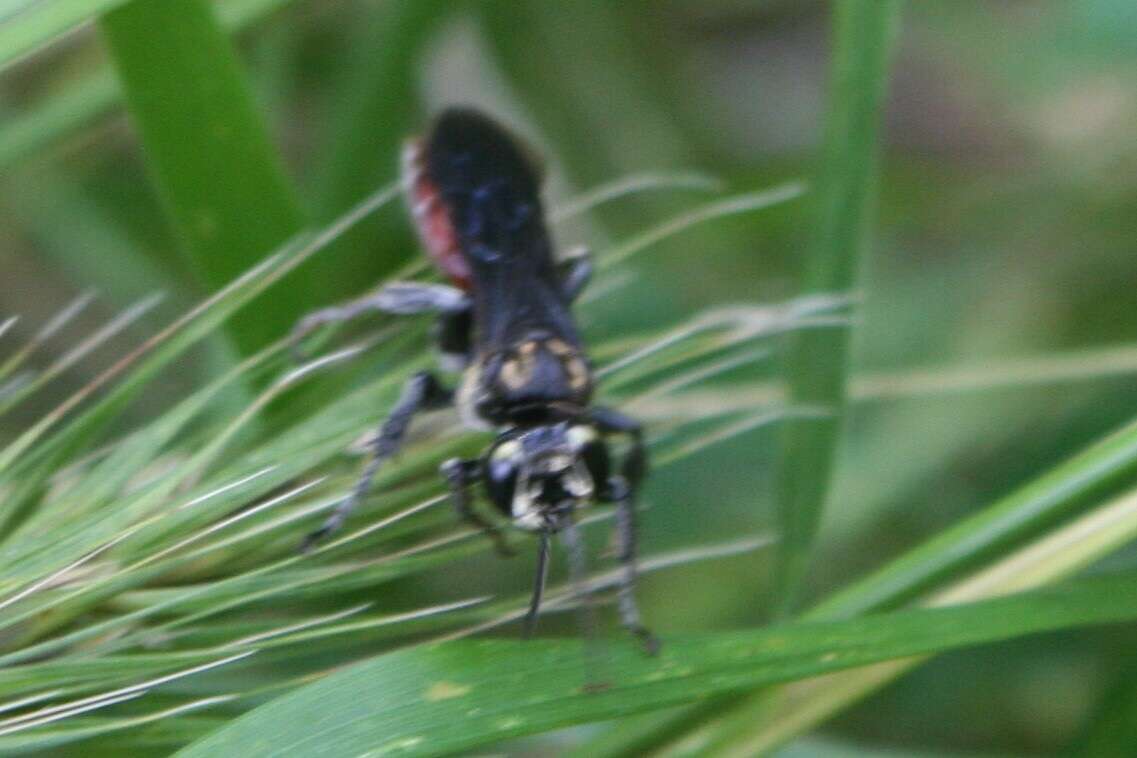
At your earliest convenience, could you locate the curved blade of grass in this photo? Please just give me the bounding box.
[177,571,1137,758]
[0,290,94,381]
[596,182,806,272]
[774,0,901,613]
[0,179,398,477]
[100,0,306,354]
[816,414,1137,618]
[549,171,722,223]
[0,292,163,417]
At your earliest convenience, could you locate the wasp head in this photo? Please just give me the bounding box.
[482,422,610,531]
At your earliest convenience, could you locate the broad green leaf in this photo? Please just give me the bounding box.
[178,572,1137,757]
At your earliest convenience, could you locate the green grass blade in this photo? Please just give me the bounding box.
[0,0,130,67]
[177,572,1137,757]
[590,406,1137,757]
[814,414,1137,619]
[307,0,451,302]
[574,409,1137,757]
[99,0,306,354]
[775,0,902,612]
[694,481,1137,756]
[0,0,297,171]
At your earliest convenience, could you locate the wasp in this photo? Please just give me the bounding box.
[292,108,657,653]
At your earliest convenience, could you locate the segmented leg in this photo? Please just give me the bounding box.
[609,475,659,655]
[590,405,647,486]
[440,458,514,557]
[301,371,451,551]
[558,246,593,302]
[290,282,470,358]
[523,530,552,638]
[591,406,657,654]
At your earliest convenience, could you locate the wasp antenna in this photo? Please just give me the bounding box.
[523,530,552,638]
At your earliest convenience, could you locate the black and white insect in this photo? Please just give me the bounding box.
[292,107,657,653]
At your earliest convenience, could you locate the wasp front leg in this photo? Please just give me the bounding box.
[440,458,514,557]
[290,282,470,359]
[591,405,647,486]
[591,406,657,654]
[301,371,452,551]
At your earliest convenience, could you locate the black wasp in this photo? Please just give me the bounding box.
[292,107,657,653]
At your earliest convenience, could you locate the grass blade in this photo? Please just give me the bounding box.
[0,0,129,68]
[586,409,1137,757]
[99,0,306,354]
[177,571,1137,758]
[775,0,902,612]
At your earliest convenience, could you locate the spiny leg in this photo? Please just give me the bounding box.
[592,406,657,654]
[558,246,593,303]
[609,475,660,655]
[523,529,552,638]
[440,458,514,557]
[290,282,470,359]
[301,371,452,551]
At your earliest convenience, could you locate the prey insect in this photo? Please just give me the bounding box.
[292,108,658,653]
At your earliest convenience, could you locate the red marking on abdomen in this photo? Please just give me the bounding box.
[402,138,472,291]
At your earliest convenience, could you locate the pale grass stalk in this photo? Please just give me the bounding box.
[550,171,722,223]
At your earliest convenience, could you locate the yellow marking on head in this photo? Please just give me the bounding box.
[499,358,530,390]
[566,356,590,391]
[546,338,573,356]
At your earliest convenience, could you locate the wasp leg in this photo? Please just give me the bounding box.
[590,405,647,486]
[440,458,514,557]
[607,475,660,655]
[301,371,452,551]
[558,246,593,303]
[290,282,470,359]
[523,529,552,638]
[591,406,657,654]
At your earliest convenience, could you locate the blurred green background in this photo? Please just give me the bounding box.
[3,0,1137,754]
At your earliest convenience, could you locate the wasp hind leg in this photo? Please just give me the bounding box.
[301,371,452,551]
[290,282,470,359]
